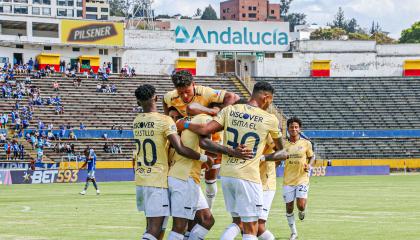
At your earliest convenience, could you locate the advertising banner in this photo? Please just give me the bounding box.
[170,19,290,51]
[276,166,390,177]
[61,20,124,46]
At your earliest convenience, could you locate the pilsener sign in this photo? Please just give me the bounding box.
[61,20,124,46]
[171,19,290,51]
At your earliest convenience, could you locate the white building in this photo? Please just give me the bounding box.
[0,0,83,18]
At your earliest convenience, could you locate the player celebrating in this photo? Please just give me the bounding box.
[167,113,253,240]
[283,117,315,240]
[79,147,100,195]
[177,81,289,240]
[133,84,212,240]
[163,70,239,209]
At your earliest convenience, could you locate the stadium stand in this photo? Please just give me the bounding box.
[256,77,420,129]
[256,77,420,160]
[1,74,249,162]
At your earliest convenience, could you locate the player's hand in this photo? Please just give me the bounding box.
[176,118,187,132]
[205,155,214,171]
[304,163,311,172]
[209,107,221,116]
[232,144,254,160]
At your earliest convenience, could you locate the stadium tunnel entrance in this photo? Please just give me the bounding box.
[216,52,257,79]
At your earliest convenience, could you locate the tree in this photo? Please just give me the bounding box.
[331,7,346,29]
[346,18,359,33]
[155,14,170,19]
[193,8,202,17]
[348,32,370,40]
[370,21,382,34]
[400,21,420,43]
[310,28,347,40]
[201,5,218,20]
[288,13,307,31]
[109,0,124,17]
[371,32,396,44]
[280,0,293,18]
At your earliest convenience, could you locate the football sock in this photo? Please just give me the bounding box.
[258,230,275,240]
[168,231,184,240]
[189,224,209,240]
[205,179,217,209]
[92,180,98,190]
[286,213,297,234]
[242,234,258,240]
[142,233,157,240]
[220,223,241,240]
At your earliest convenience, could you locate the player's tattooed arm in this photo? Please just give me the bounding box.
[199,137,254,160]
[163,99,169,115]
[263,137,288,161]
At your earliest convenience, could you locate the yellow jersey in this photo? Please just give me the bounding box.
[169,114,212,183]
[214,104,281,183]
[164,85,226,117]
[133,112,177,188]
[283,138,314,186]
[260,136,277,191]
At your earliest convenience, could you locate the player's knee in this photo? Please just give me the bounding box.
[171,219,187,233]
[257,220,266,236]
[147,226,161,238]
[201,213,215,229]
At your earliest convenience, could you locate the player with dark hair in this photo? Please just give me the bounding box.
[177,81,289,240]
[79,147,99,195]
[283,117,315,240]
[133,84,213,240]
[163,70,240,209]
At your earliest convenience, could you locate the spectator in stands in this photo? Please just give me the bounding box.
[69,130,77,140]
[103,133,108,141]
[79,122,85,130]
[15,117,21,130]
[53,81,60,91]
[2,112,8,126]
[4,141,11,161]
[105,84,111,93]
[48,122,53,130]
[59,125,66,139]
[0,133,6,143]
[77,61,81,73]
[111,84,117,93]
[30,133,36,150]
[47,131,56,141]
[13,141,19,160]
[103,142,111,153]
[36,146,43,162]
[28,58,34,72]
[102,73,109,81]
[66,123,72,130]
[0,115,5,129]
[19,144,24,160]
[77,77,82,87]
[96,83,102,92]
[22,119,29,129]
[131,67,136,77]
[116,143,122,154]
[110,142,117,154]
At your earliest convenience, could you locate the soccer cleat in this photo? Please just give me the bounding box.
[289,233,298,240]
[96,190,100,195]
[79,190,86,195]
[298,211,305,221]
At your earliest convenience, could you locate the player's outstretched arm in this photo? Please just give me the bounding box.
[263,137,289,161]
[199,138,254,159]
[79,161,87,170]
[162,99,170,115]
[186,103,220,116]
[167,133,214,168]
[176,119,224,136]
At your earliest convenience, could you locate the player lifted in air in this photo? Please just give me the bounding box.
[167,113,253,240]
[177,81,289,240]
[79,147,100,195]
[133,84,212,240]
[283,117,315,240]
[163,70,239,209]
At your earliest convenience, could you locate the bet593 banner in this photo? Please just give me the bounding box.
[61,20,124,46]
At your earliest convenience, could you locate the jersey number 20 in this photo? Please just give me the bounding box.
[135,139,157,166]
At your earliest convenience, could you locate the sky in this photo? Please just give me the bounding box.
[153,0,420,39]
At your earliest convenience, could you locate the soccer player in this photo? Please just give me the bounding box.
[79,147,100,195]
[283,117,315,240]
[133,84,213,240]
[177,81,289,240]
[168,113,253,240]
[257,136,278,240]
[163,70,239,209]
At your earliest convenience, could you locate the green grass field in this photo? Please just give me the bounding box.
[1,175,420,240]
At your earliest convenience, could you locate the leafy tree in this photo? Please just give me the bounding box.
[201,5,218,20]
[348,32,370,40]
[346,18,359,33]
[400,21,420,43]
[331,7,346,29]
[155,14,170,19]
[280,0,293,17]
[193,8,202,17]
[371,32,396,44]
[288,13,307,31]
[109,0,124,17]
[310,28,347,40]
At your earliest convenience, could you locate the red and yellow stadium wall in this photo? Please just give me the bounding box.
[79,55,100,73]
[311,60,331,77]
[175,58,197,76]
[403,60,420,77]
[37,53,60,71]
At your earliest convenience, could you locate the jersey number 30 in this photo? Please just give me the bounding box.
[135,139,157,166]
